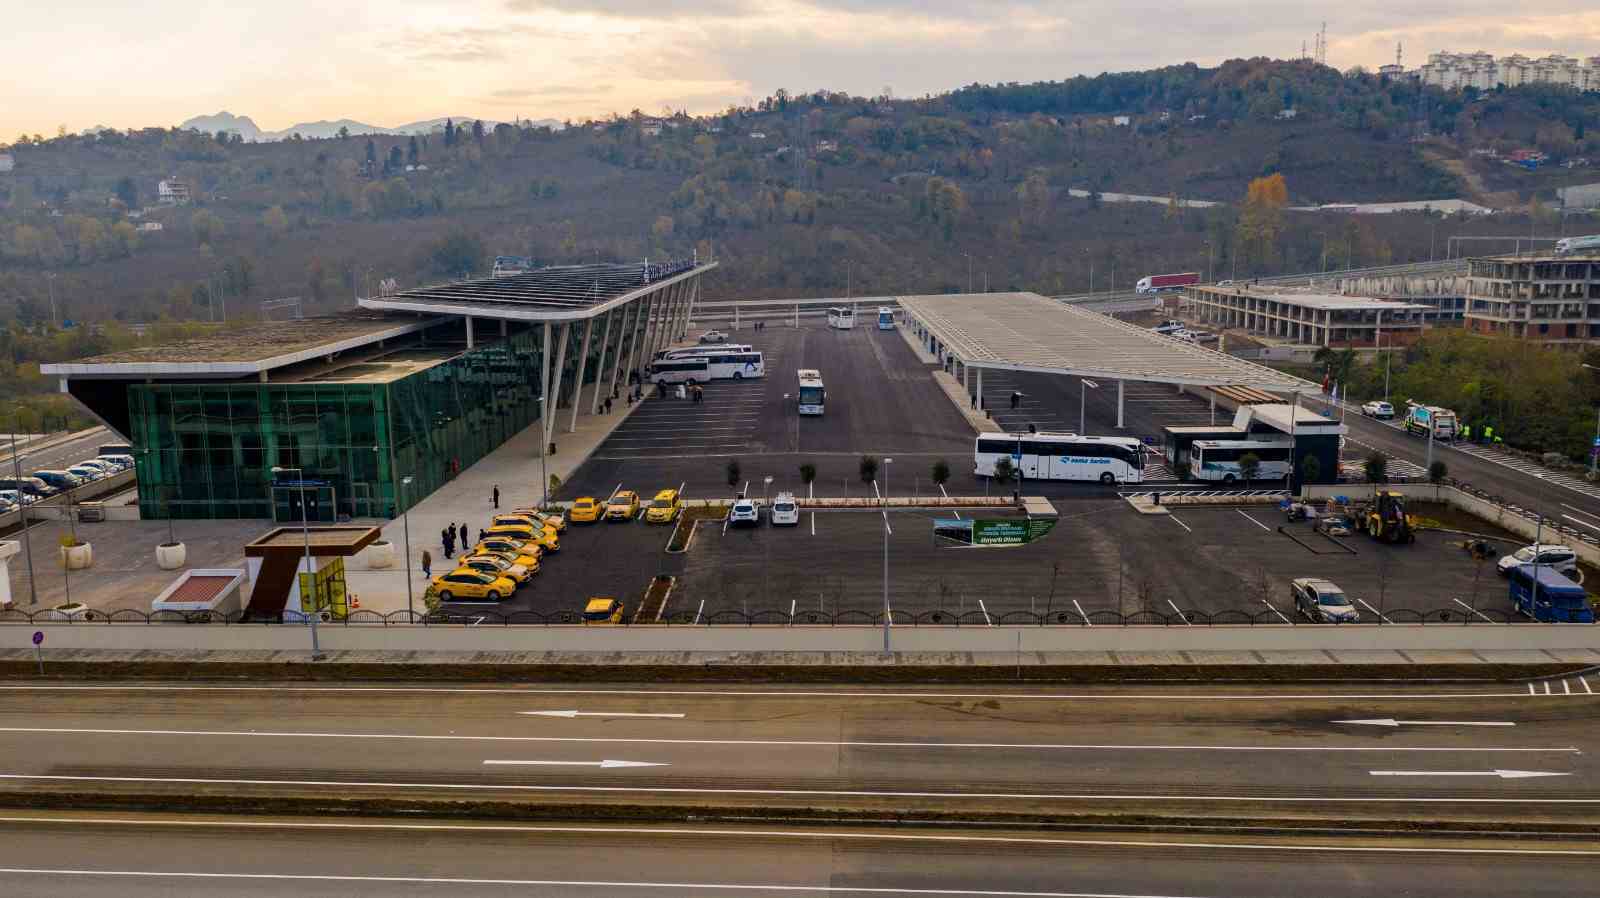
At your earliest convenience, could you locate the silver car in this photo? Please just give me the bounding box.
[1292,577,1360,623]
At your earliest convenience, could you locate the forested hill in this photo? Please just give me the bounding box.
[3,57,1598,336]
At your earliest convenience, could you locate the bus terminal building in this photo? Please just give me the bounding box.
[42,259,712,521]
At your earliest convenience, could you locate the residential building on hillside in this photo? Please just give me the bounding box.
[157,177,190,205]
[1557,183,1600,209]
[1465,253,1600,345]
[1417,51,1596,92]
[0,153,14,173]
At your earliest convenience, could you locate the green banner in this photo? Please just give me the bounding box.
[971,518,1057,546]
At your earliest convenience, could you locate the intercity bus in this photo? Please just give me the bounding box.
[798,369,825,415]
[974,432,1145,485]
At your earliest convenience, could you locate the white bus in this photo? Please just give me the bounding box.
[702,350,765,380]
[1188,438,1294,483]
[658,344,754,360]
[827,306,855,330]
[974,432,1145,486]
[798,369,825,415]
[877,307,895,330]
[648,357,710,385]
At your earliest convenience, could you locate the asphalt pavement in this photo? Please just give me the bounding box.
[0,680,1595,830]
[0,427,113,476]
[0,811,1593,896]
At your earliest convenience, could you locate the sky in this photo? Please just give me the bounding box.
[4,0,1600,137]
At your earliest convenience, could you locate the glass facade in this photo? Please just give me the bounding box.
[128,324,570,521]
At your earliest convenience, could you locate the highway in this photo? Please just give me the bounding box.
[0,681,1596,828]
[0,427,112,475]
[0,811,1593,896]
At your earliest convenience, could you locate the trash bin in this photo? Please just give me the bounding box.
[77,501,105,523]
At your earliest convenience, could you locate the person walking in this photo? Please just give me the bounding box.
[492,484,500,509]
[443,528,455,559]
[1010,391,1021,410]
[1483,424,1494,446]
[420,549,432,579]
[458,522,469,548]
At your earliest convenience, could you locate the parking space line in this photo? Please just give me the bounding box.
[1262,600,1292,625]
[1166,599,1190,625]
[1169,515,1192,533]
[1072,599,1092,626]
[1529,683,1537,695]
[1564,680,1572,695]
[1451,598,1496,624]
[1357,599,1392,624]
[979,599,993,626]
[1583,678,1594,695]
[809,512,815,536]
[1545,682,1553,696]
[1236,510,1271,532]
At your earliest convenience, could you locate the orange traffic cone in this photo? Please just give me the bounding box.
[351,594,361,609]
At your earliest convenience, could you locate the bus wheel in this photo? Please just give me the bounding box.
[733,372,743,380]
[1222,474,1237,484]
[686,379,697,386]
[1099,472,1116,485]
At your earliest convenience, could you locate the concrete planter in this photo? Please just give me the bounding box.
[361,540,396,570]
[155,542,187,570]
[59,542,93,570]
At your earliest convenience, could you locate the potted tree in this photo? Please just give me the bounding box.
[1237,452,1260,487]
[798,463,817,499]
[59,534,93,570]
[152,484,186,570]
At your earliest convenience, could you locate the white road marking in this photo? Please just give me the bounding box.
[1451,598,1496,624]
[1561,514,1600,534]
[2,814,1599,856]
[1357,599,1392,624]
[1072,599,1092,627]
[1528,683,1537,695]
[978,600,993,626]
[4,773,1599,804]
[1261,600,1292,625]
[1169,515,1192,533]
[1166,599,1191,625]
[1235,509,1271,532]
[520,711,686,719]
[1584,678,1595,695]
[1335,719,1515,728]
[1560,503,1600,525]
[4,684,1575,701]
[482,759,667,769]
[1544,682,1553,696]
[0,725,1565,753]
[810,512,816,536]
[1564,679,1572,695]
[1369,769,1570,779]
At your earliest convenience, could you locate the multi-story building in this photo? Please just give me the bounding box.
[1464,253,1600,345]
[1417,51,1594,92]
[157,177,190,205]
[1185,286,1432,348]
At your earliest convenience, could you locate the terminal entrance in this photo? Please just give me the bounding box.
[272,482,337,524]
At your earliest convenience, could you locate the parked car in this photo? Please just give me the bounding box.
[1508,564,1594,623]
[1361,400,1395,419]
[472,538,541,568]
[583,597,625,624]
[1497,544,1582,583]
[644,489,683,524]
[0,490,30,510]
[472,547,540,576]
[1151,320,1186,335]
[74,460,116,477]
[0,476,57,498]
[94,454,134,471]
[430,569,516,603]
[458,553,532,587]
[605,490,641,521]
[1216,279,1235,287]
[1189,330,1219,343]
[0,496,17,514]
[568,497,601,523]
[770,492,799,526]
[66,465,105,482]
[729,498,760,527]
[492,513,557,536]
[697,330,729,344]
[30,470,83,491]
[1291,577,1360,623]
[512,507,566,531]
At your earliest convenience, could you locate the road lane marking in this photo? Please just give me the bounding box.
[1262,600,1292,625]
[3,773,1599,805]
[1235,509,1271,531]
[1169,515,1192,533]
[482,759,667,769]
[1357,599,1392,624]
[1335,719,1514,728]
[1561,514,1600,534]
[0,727,1571,753]
[1370,769,1570,779]
[4,685,1583,701]
[520,711,686,719]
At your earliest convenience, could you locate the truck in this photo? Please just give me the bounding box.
[1402,403,1457,440]
[1507,565,1594,623]
[1134,272,1201,294]
[1554,235,1600,256]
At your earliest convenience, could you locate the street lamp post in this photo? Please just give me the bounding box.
[8,423,37,605]
[882,457,893,654]
[1079,379,1100,434]
[272,466,323,660]
[400,475,415,620]
[538,396,549,508]
[1584,364,1600,479]
[45,273,58,328]
[963,254,973,294]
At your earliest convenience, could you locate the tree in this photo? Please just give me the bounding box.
[1364,451,1389,484]
[337,126,350,140]
[798,463,817,490]
[1299,454,1321,486]
[424,228,484,277]
[930,458,950,488]
[1237,173,1288,267]
[407,135,420,165]
[386,145,403,174]
[859,454,879,484]
[262,205,289,239]
[1429,460,1448,484]
[1237,452,1261,485]
[444,119,456,147]
[364,138,377,169]
[472,120,486,145]
[992,456,1015,483]
[114,177,138,208]
[190,210,223,246]
[726,459,742,491]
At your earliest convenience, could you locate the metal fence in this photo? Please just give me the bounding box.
[0,605,1556,627]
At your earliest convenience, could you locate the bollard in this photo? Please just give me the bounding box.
[1153,492,1161,505]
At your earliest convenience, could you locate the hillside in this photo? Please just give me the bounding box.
[2,58,1597,337]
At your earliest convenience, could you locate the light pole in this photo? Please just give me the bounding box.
[1203,240,1212,284]
[1079,379,1100,434]
[763,475,773,506]
[882,457,893,654]
[140,449,176,548]
[45,273,58,327]
[400,474,415,620]
[8,424,37,605]
[1584,364,1600,480]
[845,260,852,300]
[1382,332,1393,403]
[1084,248,1093,294]
[538,396,549,508]
[963,253,973,294]
[271,466,323,660]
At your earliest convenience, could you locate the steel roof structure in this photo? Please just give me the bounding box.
[359,259,716,321]
[897,292,1316,390]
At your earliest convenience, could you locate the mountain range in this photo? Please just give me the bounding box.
[177,111,562,141]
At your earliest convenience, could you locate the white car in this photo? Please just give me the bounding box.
[728,498,759,527]
[1497,544,1582,582]
[1361,400,1395,419]
[75,460,117,476]
[770,492,799,526]
[95,454,134,471]
[698,330,729,344]
[67,465,105,482]
[0,490,36,507]
[1291,577,1360,623]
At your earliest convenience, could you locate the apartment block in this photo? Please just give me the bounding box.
[1465,254,1600,345]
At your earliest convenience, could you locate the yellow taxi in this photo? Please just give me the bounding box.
[459,552,533,586]
[583,597,625,624]
[473,538,541,568]
[431,568,517,603]
[644,489,683,524]
[492,513,557,536]
[568,497,601,524]
[513,507,566,532]
[604,490,640,522]
[483,522,560,553]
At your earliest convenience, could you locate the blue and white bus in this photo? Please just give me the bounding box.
[702,351,765,380]
[798,369,825,415]
[1188,438,1293,483]
[657,344,754,361]
[877,307,895,330]
[974,432,1144,485]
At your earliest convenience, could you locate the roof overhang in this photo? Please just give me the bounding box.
[357,262,716,322]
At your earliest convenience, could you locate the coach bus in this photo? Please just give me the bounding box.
[827,306,855,330]
[877,307,895,330]
[798,369,825,415]
[974,432,1145,485]
[658,344,754,360]
[1187,438,1294,483]
[701,350,765,380]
